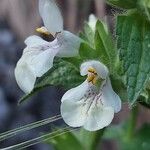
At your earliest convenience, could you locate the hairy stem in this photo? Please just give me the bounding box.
[126,105,138,140]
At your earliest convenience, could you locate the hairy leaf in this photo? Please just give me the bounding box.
[116,13,150,105]
[95,20,116,70]
[106,0,137,9]
[79,22,95,48]
[137,0,150,22]
[79,42,99,59]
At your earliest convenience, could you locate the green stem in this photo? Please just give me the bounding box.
[90,129,105,150]
[79,128,105,150]
[126,105,138,140]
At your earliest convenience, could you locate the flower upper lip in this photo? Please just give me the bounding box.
[39,0,63,34]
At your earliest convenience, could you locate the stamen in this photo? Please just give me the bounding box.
[36,26,50,35]
[92,77,97,85]
[87,74,95,83]
[88,67,97,75]
[87,67,97,85]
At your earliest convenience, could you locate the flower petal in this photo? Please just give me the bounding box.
[61,81,90,127]
[88,14,97,31]
[15,56,36,93]
[61,99,87,127]
[101,78,121,113]
[56,31,82,57]
[39,0,63,33]
[84,104,114,131]
[24,37,60,77]
[24,35,49,47]
[61,80,89,102]
[80,60,109,79]
[28,47,59,77]
[15,38,60,93]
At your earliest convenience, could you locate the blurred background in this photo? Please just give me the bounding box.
[0,0,150,149]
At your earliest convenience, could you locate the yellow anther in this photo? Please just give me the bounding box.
[87,74,95,83]
[87,67,98,85]
[92,77,97,85]
[36,27,50,35]
[88,67,97,74]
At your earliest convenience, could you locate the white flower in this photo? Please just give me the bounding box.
[15,0,82,93]
[88,14,109,34]
[39,0,63,34]
[61,60,121,131]
[88,14,97,32]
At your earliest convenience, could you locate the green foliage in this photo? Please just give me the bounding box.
[35,59,84,89]
[107,0,150,21]
[19,59,85,104]
[95,21,116,70]
[49,130,84,150]
[110,75,127,101]
[79,43,98,59]
[106,0,137,9]
[138,89,150,108]
[104,123,150,150]
[76,129,104,150]
[104,106,149,150]
[79,22,95,48]
[80,20,117,72]
[48,128,104,150]
[137,0,150,21]
[116,13,150,105]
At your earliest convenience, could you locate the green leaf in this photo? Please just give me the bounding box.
[48,130,84,150]
[138,88,150,108]
[137,0,150,22]
[63,57,82,69]
[79,42,99,59]
[106,0,137,9]
[80,22,95,48]
[116,13,150,105]
[95,20,116,70]
[19,58,85,104]
[80,20,117,73]
[35,59,84,89]
[110,75,127,101]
